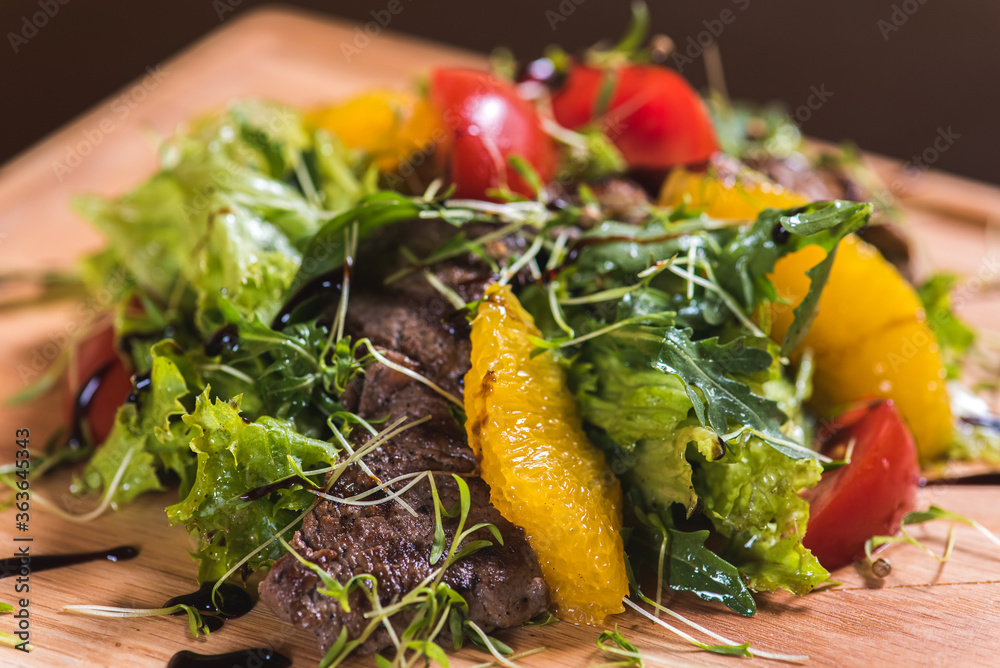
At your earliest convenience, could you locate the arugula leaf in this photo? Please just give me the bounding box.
[291,192,425,289]
[662,529,757,617]
[644,326,789,451]
[716,200,871,355]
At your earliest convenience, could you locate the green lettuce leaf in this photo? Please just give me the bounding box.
[692,433,828,595]
[165,389,340,582]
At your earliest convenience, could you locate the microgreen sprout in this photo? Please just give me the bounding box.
[595,626,645,667]
[63,604,212,638]
[624,597,807,662]
[865,504,1000,569]
[288,473,520,668]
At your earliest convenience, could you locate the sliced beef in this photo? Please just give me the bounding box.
[261,467,548,655]
[259,220,550,655]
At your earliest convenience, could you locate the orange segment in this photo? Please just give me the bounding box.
[809,318,951,458]
[770,235,925,352]
[307,90,441,171]
[769,235,952,459]
[658,167,808,219]
[464,284,627,625]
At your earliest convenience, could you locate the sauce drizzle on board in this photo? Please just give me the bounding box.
[167,649,292,668]
[0,546,137,578]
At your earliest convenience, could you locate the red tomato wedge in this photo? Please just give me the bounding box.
[803,401,921,571]
[551,64,719,170]
[65,324,132,445]
[429,68,556,200]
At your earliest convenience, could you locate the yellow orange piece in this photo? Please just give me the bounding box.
[464,284,627,625]
[769,235,952,459]
[658,167,809,219]
[307,90,441,171]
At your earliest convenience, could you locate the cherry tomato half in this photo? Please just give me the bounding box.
[429,68,556,200]
[65,324,132,445]
[551,64,719,171]
[803,401,920,571]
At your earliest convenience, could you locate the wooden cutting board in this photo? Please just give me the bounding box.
[2,7,1000,668]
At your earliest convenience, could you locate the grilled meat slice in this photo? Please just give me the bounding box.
[259,220,550,655]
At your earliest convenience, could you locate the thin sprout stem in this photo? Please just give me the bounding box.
[361,341,463,407]
[636,595,809,662]
[199,363,256,385]
[499,233,545,286]
[464,621,518,668]
[623,598,736,655]
[21,447,136,523]
[467,647,548,668]
[545,314,672,350]
[63,605,182,618]
[559,285,635,305]
[294,154,322,207]
[547,282,575,338]
[666,263,766,338]
[310,471,429,517]
[423,269,466,309]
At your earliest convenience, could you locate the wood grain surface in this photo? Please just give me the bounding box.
[1,7,999,668]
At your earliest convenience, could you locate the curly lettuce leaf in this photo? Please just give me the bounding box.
[573,337,711,515]
[165,389,340,582]
[692,434,827,595]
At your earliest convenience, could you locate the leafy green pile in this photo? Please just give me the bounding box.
[36,91,878,646]
[541,200,872,606]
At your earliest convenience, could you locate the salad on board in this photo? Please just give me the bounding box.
[5,5,999,666]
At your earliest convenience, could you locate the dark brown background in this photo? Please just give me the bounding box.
[1,1,995,184]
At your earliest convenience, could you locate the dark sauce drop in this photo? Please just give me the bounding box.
[204,324,240,357]
[167,649,291,668]
[239,478,302,502]
[68,360,115,449]
[164,583,255,620]
[272,268,344,329]
[771,222,792,244]
[0,546,138,579]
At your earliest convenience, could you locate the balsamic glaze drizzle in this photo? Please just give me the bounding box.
[271,268,344,329]
[923,472,1000,487]
[167,649,291,668]
[239,477,303,502]
[0,546,138,579]
[68,360,116,449]
[163,583,255,620]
